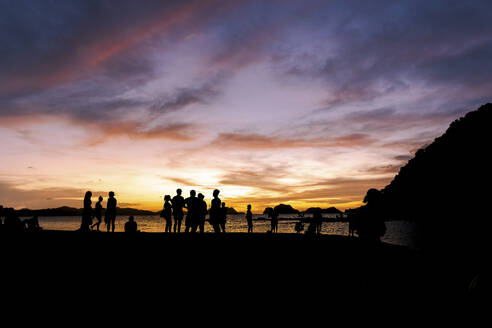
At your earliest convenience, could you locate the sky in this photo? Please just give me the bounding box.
[1,0,492,212]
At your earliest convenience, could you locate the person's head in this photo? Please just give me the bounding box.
[221,202,225,208]
[247,204,251,210]
[190,190,196,197]
[129,216,134,222]
[213,189,220,197]
[84,191,92,199]
[363,188,381,204]
[109,191,115,198]
[176,188,182,195]
[165,195,171,202]
[198,193,204,200]
[98,196,103,202]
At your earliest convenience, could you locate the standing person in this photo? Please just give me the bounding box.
[197,193,207,233]
[91,196,103,231]
[269,209,278,233]
[356,189,386,244]
[171,189,185,233]
[184,190,197,233]
[161,195,173,233]
[246,204,253,233]
[105,191,117,232]
[80,191,92,232]
[313,209,323,235]
[220,202,227,233]
[210,189,221,233]
[0,205,3,232]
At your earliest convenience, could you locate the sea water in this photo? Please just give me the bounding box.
[32,214,421,249]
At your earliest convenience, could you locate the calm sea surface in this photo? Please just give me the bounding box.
[32,214,421,249]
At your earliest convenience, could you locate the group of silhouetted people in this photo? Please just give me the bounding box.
[0,205,42,233]
[2,188,386,242]
[161,188,230,234]
[80,191,117,232]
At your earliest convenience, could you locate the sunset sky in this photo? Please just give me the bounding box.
[1,0,492,212]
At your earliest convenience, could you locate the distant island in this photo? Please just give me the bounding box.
[263,204,299,214]
[304,207,342,214]
[9,206,158,217]
[261,204,342,215]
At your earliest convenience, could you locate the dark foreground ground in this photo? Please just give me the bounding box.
[1,230,486,314]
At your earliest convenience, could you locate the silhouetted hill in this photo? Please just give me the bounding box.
[225,207,244,215]
[11,206,157,217]
[367,103,492,251]
[263,204,299,214]
[305,207,342,214]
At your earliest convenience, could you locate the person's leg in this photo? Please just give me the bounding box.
[111,217,115,232]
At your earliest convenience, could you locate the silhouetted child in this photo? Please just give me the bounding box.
[161,195,173,233]
[246,205,253,233]
[295,221,304,234]
[91,196,103,231]
[220,202,227,233]
[124,216,138,233]
[105,191,117,232]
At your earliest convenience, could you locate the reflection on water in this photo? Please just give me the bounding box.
[34,214,420,249]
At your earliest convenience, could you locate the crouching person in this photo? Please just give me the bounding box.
[124,216,139,233]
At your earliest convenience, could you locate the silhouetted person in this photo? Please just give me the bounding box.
[220,202,227,233]
[124,216,138,233]
[348,215,356,237]
[356,189,386,244]
[0,205,3,233]
[210,189,222,233]
[268,208,278,233]
[161,195,173,233]
[91,196,103,231]
[246,204,253,233]
[172,189,185,233]
[295,221,304,234]
[196,193,207,233]
[105,191,117,232]
[24,216,41,232]
[80,191,92,232]
[4,209,24,233]
[184,190,197,233]
[313,209,323,235]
